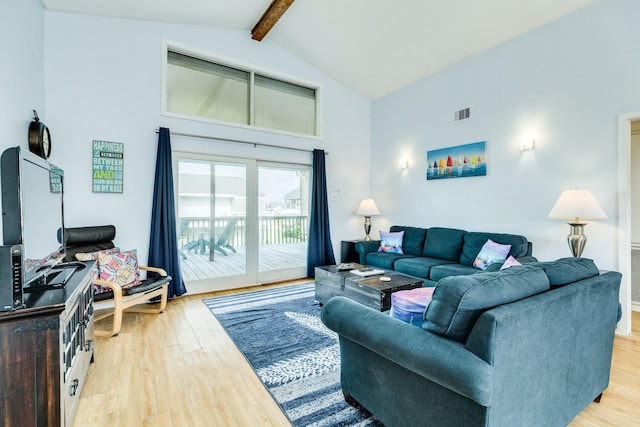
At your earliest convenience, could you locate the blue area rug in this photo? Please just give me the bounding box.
[203,282,383,426]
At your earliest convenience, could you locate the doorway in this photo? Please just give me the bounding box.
[174,153,311,292]
[618,112,640,336]
[630,120,640,313]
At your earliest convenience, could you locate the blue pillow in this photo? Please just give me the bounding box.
[378,231,404,254]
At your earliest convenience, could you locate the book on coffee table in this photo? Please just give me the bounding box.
[351,268,385,277]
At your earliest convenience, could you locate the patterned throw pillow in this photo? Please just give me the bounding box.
[97,249,141,289]
[473,239,511,270]
[500,255,522,270]
[75,248,121,294]
[378,231,405,254]
[24,250,65,278]
[75,247,119,262]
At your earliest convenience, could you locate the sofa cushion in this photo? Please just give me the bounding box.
[378,230,404,254]
[394,257,454,279]
[365,252,414,270]
[423,264,550,343]
[429,263,478,281]
[390,226,427,256]
[422,227,467,261]
[472,239,511,270]
[530,257,599,287]
[459,232,529,266]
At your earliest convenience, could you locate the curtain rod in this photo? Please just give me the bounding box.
[155,129,327,155]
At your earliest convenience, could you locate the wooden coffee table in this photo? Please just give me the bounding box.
[314,265,424,311]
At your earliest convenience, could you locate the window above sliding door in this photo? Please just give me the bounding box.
[163,43,321,138]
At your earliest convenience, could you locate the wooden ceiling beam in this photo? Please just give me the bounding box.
[251,0,295,41]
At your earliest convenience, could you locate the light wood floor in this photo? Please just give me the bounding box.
[72,285,640,427]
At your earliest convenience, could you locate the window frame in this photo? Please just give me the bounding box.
[162,40,322,139]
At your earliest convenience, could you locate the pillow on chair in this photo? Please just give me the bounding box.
[76,248,120,294]
[98,250,141,289]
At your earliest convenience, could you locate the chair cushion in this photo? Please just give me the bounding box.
[423,264,550,343]
[390,226,427,256]
[94,275,172,301]
[422,227,467,261]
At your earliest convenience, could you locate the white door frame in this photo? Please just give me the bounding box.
[617,111,640,336]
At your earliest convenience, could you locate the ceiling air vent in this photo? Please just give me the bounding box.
[453,107,471,122]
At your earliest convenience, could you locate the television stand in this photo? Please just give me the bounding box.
[0,260,95,426]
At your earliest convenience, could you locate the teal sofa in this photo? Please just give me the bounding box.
[356,226,536,285]
[321,258,621,427]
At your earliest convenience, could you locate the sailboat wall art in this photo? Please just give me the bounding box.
[426,141,487,180]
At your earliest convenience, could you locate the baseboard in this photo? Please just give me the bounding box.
[632,301,640,312]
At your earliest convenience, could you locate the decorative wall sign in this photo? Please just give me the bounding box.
[92,140,124,193]
[426,141,487,180]
[49,164,63,193]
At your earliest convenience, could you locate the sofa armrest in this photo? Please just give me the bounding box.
[321,296,493,406]
[354,240,381,264]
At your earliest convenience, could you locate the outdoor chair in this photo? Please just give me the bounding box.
[61,225,171,337]
[179,217,239,258]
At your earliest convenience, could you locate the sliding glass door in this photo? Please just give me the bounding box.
[257,164,309,282]
[175,153,309,291]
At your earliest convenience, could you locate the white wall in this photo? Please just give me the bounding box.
[0,0,45,243]
[43,12,371,261]
[371,0,640,332]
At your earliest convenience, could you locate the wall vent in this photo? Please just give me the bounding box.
[453,107,471,122]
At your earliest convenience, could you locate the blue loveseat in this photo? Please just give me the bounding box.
[321,258,621,427]
[356,226,536,285]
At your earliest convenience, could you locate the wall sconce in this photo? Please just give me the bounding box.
[548,188,607,257]
[399,159,408,169]
[356,198,380,241]
[520,134,535,151]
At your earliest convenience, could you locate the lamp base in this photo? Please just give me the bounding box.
[567,223,587,258]
[363,216,372,241]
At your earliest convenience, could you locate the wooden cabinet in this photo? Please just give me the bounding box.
[0,262,94,427]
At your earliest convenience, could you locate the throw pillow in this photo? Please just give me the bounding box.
[24,250,65,278]
[75,247,120,262]
[423,264,550,343]
[76,248,121,294]
[97,249,141,289]
[500,255,522,270]
[473,239,511,270]
[378,231,404,254]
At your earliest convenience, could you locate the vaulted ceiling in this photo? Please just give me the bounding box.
[43,0,600,100]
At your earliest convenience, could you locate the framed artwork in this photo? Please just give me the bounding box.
[426,141,487,180]
[92,140,124,193]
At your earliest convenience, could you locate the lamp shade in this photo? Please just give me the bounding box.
[356,198,380,216]
[548,189,607,223]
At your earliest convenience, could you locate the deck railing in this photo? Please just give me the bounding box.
[178,215,308,249]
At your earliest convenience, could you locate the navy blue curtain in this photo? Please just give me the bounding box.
[148,127,187,298]
[306,149,336,277]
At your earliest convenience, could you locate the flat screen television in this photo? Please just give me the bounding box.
[1,146,75,290]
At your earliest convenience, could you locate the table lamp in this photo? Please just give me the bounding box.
[548,189,607,257]
[356,199,380,241]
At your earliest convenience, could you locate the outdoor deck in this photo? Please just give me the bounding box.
[179,242,307,281]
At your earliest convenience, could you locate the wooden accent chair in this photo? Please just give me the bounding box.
[61,225,171,337]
